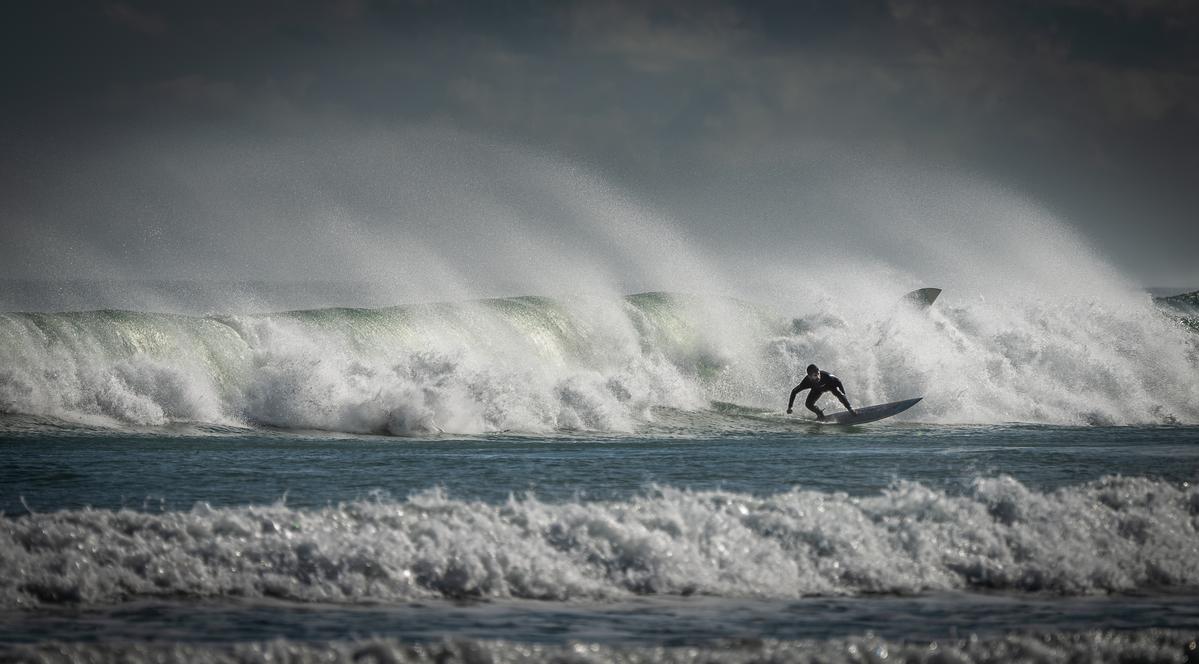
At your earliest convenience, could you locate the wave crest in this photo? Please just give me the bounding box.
[2,476,1196,608]
[2,290,1198,432]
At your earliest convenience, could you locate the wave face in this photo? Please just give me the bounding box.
[1,289,1198,432]
[2,476,1196,608]
[6,630,1198,664]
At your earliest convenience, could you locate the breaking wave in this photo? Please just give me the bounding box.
[2,476,1196,608]
[1,289,1197,433]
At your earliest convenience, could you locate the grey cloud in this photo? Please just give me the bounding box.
[2,0,1198,293]
[104,2,168,36]
[567,2,752,72]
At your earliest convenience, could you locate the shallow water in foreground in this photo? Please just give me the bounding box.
[3,593,1199,647]
[2,419,1197,661]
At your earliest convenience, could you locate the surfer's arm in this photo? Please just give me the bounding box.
[786,379,810,412]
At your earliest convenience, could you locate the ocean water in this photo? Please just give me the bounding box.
[2,290,1198,662]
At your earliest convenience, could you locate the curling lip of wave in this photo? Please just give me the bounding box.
[2,475,1196,607]
[1,289,1197,431]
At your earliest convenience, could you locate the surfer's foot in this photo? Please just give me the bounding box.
[816,412,826,421]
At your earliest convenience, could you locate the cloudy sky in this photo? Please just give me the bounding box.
[2,0,1197,303]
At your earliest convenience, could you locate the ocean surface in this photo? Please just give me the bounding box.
[2,290,1198,662]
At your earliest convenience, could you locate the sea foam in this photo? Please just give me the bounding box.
[4,630,1197,664]
[1,289,1197,433]
[2,476,1196,608]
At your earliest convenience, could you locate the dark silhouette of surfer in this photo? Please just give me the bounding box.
[787,364,857,420]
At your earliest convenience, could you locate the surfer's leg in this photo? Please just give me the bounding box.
[805,391,824,419]
[834,390,855,414]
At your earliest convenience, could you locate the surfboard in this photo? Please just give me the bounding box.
[902,288,941,309]
[813,397,922,425]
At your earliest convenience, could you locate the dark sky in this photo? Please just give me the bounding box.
[2,0,1197,300]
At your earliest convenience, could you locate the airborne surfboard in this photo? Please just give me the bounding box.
[812,397,922,425]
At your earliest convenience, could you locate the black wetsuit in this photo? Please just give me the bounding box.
[788,371,853,418]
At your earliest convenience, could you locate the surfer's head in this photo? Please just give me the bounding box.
[806,364,819,380]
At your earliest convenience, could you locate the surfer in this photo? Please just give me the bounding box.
[787,364,857,420]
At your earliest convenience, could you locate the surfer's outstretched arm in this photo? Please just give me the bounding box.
[786,380,810,413]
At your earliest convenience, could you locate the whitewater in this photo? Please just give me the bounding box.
[2,286,1197,435]
[3,273,1199,663]
[3,475,1198,608]
[3,165,1199,662]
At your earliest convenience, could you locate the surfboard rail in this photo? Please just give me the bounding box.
[815,396,923,425]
